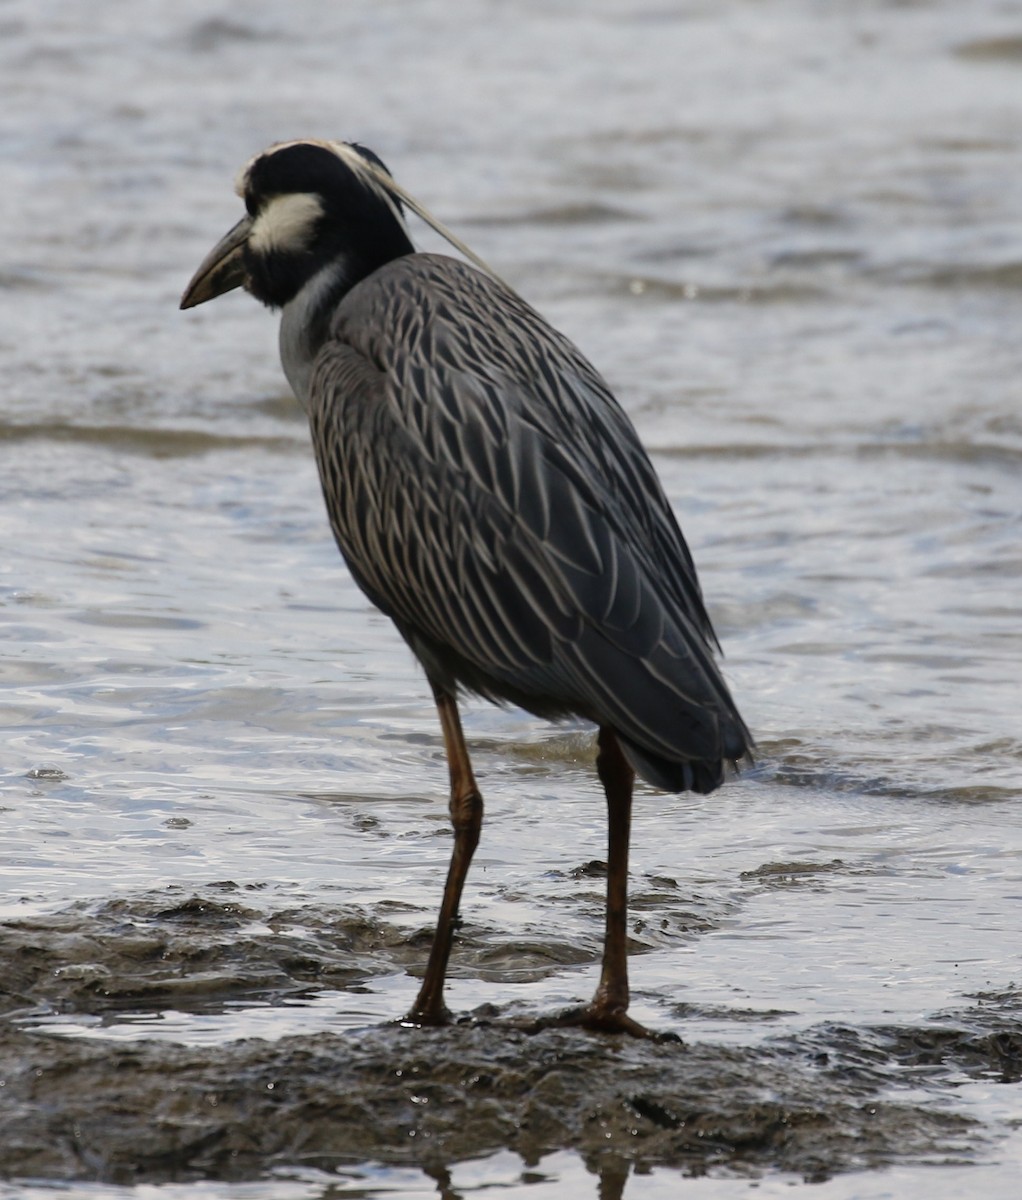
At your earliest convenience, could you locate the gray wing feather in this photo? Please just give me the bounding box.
[306,253,749,774]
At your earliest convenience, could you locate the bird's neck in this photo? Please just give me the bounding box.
[277,216,414,409]
[278,258,351,410]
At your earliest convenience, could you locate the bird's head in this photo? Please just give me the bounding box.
[180,139,414,311]
[181,139,499,312]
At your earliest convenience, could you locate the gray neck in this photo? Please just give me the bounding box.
[278,260,348,411]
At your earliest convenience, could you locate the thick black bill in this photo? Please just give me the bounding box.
[179,215,253,310]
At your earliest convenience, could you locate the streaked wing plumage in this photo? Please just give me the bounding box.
[307,254,748,784]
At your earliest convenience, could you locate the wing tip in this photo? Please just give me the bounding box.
[619,722,755,795]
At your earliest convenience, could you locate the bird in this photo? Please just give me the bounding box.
[180,139,751,1037]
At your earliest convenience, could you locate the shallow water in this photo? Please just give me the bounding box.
[2,0,1021,1196]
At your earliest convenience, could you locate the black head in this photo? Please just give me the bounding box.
[181,139,415,311]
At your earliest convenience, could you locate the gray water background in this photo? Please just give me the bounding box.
[1,0,1021,1195]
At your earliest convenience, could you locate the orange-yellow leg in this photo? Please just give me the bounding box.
[531,727,655,1038]
[588,726,637,1024]
[578,726,653,1036]
[405,684,483,1025]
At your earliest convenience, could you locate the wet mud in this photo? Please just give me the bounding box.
[2,891,1019,1188]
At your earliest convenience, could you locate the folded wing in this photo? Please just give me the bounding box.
[307,254,751,791]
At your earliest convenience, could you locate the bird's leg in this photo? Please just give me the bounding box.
[578,725,653,1036]
[523,727,659,1038]
[590,725,635,1022]
[405,684,483,1026]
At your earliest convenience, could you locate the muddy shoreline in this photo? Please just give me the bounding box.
[3,893,1018,1187]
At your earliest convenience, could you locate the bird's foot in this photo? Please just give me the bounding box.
[400,1000,453,1028]
[515,1003,682,1043]
[400,995,681,1042]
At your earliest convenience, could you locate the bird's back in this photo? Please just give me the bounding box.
[305,252,751,792]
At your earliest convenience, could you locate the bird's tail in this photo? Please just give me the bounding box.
[618,717,753,795]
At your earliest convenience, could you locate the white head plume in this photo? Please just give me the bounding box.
[235,139,504,286]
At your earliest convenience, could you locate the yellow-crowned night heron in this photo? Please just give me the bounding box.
[181,139,751,1036]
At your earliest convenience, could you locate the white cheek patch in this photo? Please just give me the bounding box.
[233,163,250,198]
[249,192,324,256]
